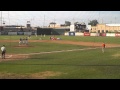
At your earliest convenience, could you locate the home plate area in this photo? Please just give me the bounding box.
[0,54,29,61]
[0,55,12,58]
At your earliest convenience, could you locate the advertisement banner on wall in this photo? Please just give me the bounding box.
[75,32,84,36]
[100,33,106,36]
[84,32,90,36]
[115,33,120,37]
[69,32,75,36]
[106,33,115,37]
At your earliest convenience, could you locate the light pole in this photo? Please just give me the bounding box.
[1,11,2,30]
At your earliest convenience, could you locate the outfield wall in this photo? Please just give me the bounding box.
[0,32,33,35]
[64,32,69,36]
[91,33,100,36]
[106,33,115,37]
[69,32,75,36]
[75,32,84,36]
[84,32,90,36]
[115,33,120,37]
[8,32,17,35]
[24,32,32,35]
[65,32,120,37]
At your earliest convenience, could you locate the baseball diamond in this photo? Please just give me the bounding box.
[0,39,120,61]
[0,35,120,79]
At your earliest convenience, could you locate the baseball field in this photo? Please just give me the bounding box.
[0,35,120,79]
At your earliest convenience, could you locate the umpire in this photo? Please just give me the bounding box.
[1,45,6,59]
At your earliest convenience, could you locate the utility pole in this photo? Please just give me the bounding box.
[54,16,55,28]
[43,15,45,27]
[73,18,75,25]
[98,11,100,23]
[1,11,2,30]
[115,17,116,24]
[102,18,103,24]
[44,15,45,25]
[8,11,10,25]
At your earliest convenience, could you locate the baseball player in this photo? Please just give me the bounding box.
[102,42,106,53]
[1,45,6,59]
[19,38,22,45]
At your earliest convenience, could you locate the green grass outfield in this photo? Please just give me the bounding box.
[0,35,120,79]
[1,35,120,43]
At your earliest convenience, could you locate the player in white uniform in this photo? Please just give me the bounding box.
[1,45,6,59]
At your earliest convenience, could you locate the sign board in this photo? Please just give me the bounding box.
[115,33,120,37]
[84,32,90,36]
[69,32,75,36]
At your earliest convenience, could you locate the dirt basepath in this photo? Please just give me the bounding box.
[0,40,120,47]
[43,40,120,47]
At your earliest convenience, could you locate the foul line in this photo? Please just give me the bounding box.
[16,47,98,56]
[1,46,120,58]
[14,46,120,56]
[1,48,98,59]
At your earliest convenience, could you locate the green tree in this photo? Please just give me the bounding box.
[88,20,99,26]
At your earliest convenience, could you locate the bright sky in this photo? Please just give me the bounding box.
[1,11,120,27]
